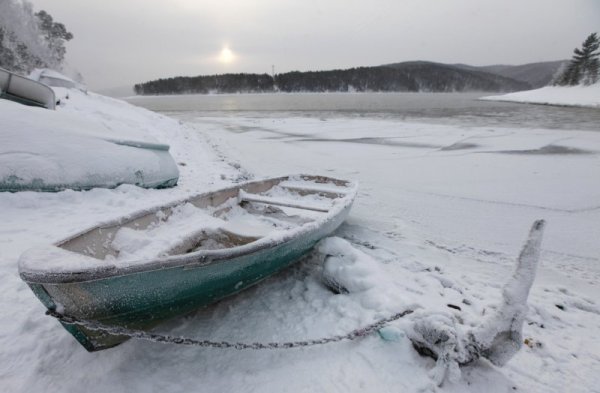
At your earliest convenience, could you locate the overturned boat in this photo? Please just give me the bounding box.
[0,66,56,109]
[0,92,179,192]
[28,68,87,93]
[19,175,357,351]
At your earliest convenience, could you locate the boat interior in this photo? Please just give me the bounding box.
[58,176,353,262]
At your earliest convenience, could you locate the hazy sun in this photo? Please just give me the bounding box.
[218,47,235,64]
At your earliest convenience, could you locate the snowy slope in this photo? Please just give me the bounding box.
[482,83,600,108]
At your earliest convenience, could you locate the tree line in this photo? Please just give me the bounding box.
[134,63,529,95]
[134,73,274,95]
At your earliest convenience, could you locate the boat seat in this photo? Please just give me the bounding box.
[238,190,329,213]
[278,182,350,198]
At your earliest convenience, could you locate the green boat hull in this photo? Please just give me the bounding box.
[22,176,355,351]
[29,231,323,351]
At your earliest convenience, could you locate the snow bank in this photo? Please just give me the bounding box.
[481,83,600,108]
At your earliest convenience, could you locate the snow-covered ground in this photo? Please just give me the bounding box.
[1,91,599,393]
[482,83,600,108]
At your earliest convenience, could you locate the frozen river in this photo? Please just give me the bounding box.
[127,92,600,131]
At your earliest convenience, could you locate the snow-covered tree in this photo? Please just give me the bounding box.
[556,32,600,86]
[35,10,73,66]
[0,0,73,74]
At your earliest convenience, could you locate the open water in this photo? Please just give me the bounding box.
[127,92,600,131]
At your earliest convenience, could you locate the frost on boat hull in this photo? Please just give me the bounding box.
[18,175,357,351]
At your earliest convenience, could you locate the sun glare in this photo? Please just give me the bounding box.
[218,47,235,64]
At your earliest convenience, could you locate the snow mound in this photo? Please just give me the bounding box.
[320,236,388,294]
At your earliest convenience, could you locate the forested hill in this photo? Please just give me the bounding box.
[380,61,530,91]
[451,60,567,88]
[133,61,533,95]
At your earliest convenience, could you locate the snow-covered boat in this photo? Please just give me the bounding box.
[19,175,357,351]
[0,96,180,192]
[29,68,87,93]
[0,67,56,109]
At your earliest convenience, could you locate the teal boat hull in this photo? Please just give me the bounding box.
[20,175,356,351]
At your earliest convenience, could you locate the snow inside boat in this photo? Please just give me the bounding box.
[19,175,357,351]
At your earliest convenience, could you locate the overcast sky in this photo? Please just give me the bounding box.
[26,0,600,90]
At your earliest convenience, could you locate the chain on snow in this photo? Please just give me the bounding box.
[46,308,413,350]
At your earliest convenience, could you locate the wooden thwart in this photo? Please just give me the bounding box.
[239,191,329,213]
[280,184,347,199]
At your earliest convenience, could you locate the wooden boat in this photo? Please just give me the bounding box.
[0,67,56,109]
[19,175,357,351]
